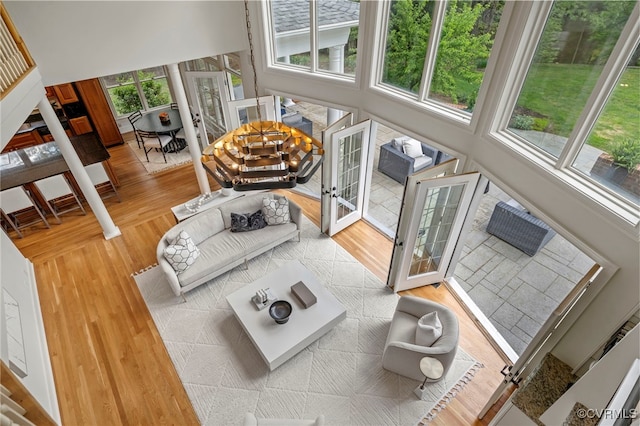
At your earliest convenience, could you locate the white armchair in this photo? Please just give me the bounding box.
[382,296,459,382]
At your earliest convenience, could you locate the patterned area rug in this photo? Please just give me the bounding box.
[133,217,482,425]
[127,139,193,174]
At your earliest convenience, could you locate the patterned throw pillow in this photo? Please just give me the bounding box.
[262,197,291,225]
[230,210,267,232]
[163,230,200,274]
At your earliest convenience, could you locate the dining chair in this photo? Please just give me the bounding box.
[138,130,173,163]
[0,186,51,238]
[128,110,144,148]
[171,103,201,145]
[84,162,121,202]
[33,174,86,223]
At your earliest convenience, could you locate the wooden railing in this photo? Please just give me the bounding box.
[0,2,35,99]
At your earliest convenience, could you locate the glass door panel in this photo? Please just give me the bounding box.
[185,71,229,149]
[226,96,281,128]
[327,119,371,236]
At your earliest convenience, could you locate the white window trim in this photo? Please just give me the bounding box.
[101,67,173,118]
[263,0,360,82]
[488,1,640,223]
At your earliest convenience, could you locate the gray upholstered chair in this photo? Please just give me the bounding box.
[382,296,459,382]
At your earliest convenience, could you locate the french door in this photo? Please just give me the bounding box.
[185,71,229,149]
[226,96,281,128]
[321,116,371,236]
[387,160,486,292]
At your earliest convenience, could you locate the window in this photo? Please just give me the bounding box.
[505,1,638,207]
[102,66,173,117]
[507,1,635,157]
[572,45,640,205]
[269,0,359,77]
[381,0,504,114]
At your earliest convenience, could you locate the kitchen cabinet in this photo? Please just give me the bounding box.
[52,83,79,104]
[3,130,43,152]
[69,116,93,135]
[75,79,123,147]
[45,86,55,98]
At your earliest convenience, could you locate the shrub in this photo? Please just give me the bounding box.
[510,115,534,130]
[610,138,640,172]
[532,118,549,131]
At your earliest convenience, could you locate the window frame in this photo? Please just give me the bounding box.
[264,0,362,83]
[101,66,174,118]
[489,1,640,224]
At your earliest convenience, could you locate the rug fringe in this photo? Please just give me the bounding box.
[147,159,193,175]
[417,361,484,425]
[130,263,158,277]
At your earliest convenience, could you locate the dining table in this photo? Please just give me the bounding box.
[133,107,185,152]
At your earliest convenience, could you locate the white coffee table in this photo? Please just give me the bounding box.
[226,259,346,370]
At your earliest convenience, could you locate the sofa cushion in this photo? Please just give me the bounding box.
[391,136,409,150]
[231,210,267,232]
[415,312,443,346]
[402,138,424,158]
[219,193,274,229]
[163,231,200,274]
[232,222,298,253]
[166,208,225,246]
[262,197,291,225]
[177,231,248,286]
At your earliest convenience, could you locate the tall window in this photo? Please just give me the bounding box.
[269,0,359,77]
[381,0,504,114]
[102,66,173,117]
[507,1,638,206]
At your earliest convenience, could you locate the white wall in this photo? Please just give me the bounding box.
[253,1,640,369]
[4,1,248,85]
[0,232,60,424]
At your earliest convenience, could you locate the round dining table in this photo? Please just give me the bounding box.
[134,108,185,152]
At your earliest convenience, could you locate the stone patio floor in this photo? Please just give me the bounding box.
[286,101,596,356]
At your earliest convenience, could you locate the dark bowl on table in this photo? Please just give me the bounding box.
[269,300,292,324]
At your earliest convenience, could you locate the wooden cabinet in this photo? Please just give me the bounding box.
[75,79,123,147]
[45,86,56,98]
[52,83,79,104]
[3,130,43,152]
[69,116,93,135]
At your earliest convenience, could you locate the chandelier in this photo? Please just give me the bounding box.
[201,0,324,191]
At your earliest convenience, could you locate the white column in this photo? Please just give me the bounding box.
[281,56,295,107]
[37,96,121,239]
[167,63,211,195]
[327,45,345,125]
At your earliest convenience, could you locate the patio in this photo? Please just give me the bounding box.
[286,100,595,356]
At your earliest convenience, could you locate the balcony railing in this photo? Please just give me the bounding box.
[0,3,35,98]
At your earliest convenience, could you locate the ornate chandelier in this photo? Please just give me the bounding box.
[201,0,324,191]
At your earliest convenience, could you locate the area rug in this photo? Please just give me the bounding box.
[133,217,482,425]
[126,139,193,174]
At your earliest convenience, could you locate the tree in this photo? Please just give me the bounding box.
[110,70,170,115]
[431,0,492,103]
[382,0,432,92]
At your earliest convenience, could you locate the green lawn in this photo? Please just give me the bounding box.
[516,64,639,152]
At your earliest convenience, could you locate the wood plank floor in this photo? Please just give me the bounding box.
[11,141,509,425]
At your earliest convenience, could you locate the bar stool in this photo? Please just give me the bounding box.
[0,186,51,238]
[84,162,121,202]
[33,174,86,223]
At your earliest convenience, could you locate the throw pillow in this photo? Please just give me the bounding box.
[230,210,267,232]
[262,197,291,225]
[402,138,424,159]
[415,311,443,346]
[163,230,200,274]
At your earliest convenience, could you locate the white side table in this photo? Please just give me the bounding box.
[414,356,444,399]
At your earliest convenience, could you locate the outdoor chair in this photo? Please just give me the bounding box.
[377,136,441,184]
[486,201,556,256]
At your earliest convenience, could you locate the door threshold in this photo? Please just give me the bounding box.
[445,277,519,364]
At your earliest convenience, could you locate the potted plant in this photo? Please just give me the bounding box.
[591,138,640,196]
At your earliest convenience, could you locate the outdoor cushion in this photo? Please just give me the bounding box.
[413,155,433,170]
[415,311,443,346]
[402,138,424,158]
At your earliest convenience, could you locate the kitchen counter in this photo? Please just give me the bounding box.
[0,133,110,191]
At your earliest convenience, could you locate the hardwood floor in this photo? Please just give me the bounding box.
[11,142,508,425]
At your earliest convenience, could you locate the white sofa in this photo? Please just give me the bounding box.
[157,193,302,298]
